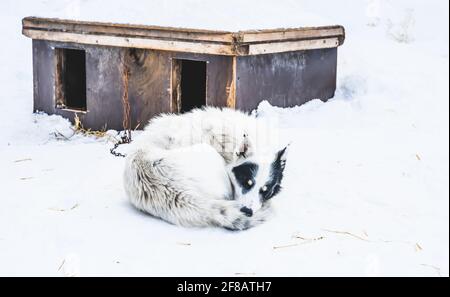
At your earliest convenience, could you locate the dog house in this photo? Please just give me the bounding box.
[22,17,345,130]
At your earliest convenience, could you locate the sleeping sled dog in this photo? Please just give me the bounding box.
[123,107,288,230]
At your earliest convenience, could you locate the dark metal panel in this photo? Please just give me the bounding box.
[235,48,337,111]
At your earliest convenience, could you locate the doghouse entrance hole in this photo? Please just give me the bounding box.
[172,59,207,113]
[55,48,87,111]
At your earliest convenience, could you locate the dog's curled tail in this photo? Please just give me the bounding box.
[123,149,270,230]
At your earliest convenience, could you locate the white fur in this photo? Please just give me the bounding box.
[123,107,280,230]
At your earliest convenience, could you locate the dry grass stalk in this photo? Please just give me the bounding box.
[273,243,300,250]
[57,259,65,272]
[275,234,326,250]
[176,242,192,246]
[54,129,73,140]
[415,243,423,252]
[49,203,79,212]
[134,122,141,130]
[322,229,370,242]
[293,234,325,242]
[14,158,32,163]
[380,239,424,251]
[420,264,442,277]
[72,114,108,138]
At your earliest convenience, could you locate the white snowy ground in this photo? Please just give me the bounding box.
[0,0,448,276]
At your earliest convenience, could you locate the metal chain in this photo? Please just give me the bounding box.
[110,50,132,158]
[110,133,131,157]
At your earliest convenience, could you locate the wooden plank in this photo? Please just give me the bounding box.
[23,17,345,44]
[127,49,173,129]
[23,17,233,35]
[23,17,345,56]
[23,17,234,43]
[32,40,126,130]
[170,52,234,108]
[32,40,237,130]
[23,29,236,55]
[32,40,56,114]
[25,28,340,55]
[54,48,64,108]
[239,26,345,44]
[171,59,182,113]
[83,46,125,130]
[226,56,236,108]
[246,37,340,55]
[206,56,235,108]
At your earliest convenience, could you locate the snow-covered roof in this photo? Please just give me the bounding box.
[22,17,345,56]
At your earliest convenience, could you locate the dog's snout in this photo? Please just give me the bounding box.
[240,206,253,217]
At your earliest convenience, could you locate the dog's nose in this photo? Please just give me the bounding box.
[240,207,253,217]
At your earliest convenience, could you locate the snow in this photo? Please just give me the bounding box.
[20,0,332,31]
[0,0,448,276]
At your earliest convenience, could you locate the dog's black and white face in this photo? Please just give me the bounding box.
[227,146,288,216]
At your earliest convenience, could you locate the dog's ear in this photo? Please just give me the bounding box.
[236,133,253,159]
[273,144,289,171]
